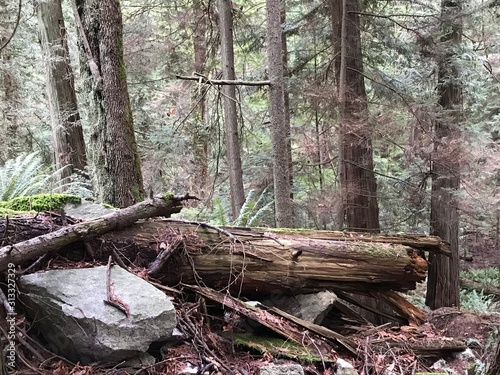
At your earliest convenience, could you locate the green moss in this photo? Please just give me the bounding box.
[101,203,116,209]
[1,194,81,212]
[232,333,325,363]
[0,207,32,217]
[162,192,174,201]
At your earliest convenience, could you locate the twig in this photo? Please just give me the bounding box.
[103,256,130,316]
[0,288,14,316]
[165,219,242,244]
[18,253,49,275]
[147,235,183,277]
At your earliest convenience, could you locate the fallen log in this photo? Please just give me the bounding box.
[96,220,428,295]
[0,195,195,272]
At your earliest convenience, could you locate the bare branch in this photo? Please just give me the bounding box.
[177,74,270,86]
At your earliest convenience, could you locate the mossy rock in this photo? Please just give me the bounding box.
[0,194,81,212]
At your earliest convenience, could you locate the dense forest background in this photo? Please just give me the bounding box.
[1,0,500,306]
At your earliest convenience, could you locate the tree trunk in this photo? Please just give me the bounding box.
[37,0,87,183]
[191,0,210,198]
[488,341,500,375]
[76,0,145,208]
[425,0,462,310]
[266,0,294,228]
[331,0,380,232]
[217,0,245,219]
[0,0,21,161]
[281,1,293,201]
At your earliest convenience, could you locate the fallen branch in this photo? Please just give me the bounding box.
[184,284,340,360]
[0,194,196,272]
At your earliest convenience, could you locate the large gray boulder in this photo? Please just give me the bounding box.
[19,266,176,364]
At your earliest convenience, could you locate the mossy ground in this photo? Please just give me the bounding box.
[231,333,325,363]
[0,194,81,214]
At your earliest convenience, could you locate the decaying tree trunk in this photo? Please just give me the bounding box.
[115,221,429,295]
[0,195,194,272]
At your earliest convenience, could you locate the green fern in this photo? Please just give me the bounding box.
[211,197,229,226]
[0,152,81,200]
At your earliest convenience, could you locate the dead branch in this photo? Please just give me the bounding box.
[0,194,196,272]
[176,74,270,86]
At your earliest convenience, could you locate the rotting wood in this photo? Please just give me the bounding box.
[0,195,196,272]
[98,220,428,294]
[184,284,339,360]
[258,228,451,256]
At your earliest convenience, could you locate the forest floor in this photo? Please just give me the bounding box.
[4,223,500,374]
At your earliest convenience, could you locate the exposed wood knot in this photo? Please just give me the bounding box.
[291,249,302,262]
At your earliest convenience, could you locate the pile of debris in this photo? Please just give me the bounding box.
[0,194,498,374]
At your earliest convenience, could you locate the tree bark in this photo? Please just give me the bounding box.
[37,0,87,183]
[330,0,380,232]
[0,0,21,161]
[487,341,500,375]
[426,0,462,310]
[217,0,245,219]
[266,0,294,228]
[191,0,210,198]
[94,221,428,296]
[76,0,145,208]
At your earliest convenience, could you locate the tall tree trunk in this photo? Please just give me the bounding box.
[281,1,293,200]
[191,0,210,198]
[330,0,379,232]
[426,0,462,310]
[0,0,21,162]
[75,0,145,208]
[266,0,294,228]
[217,0,245,219]
[37,0,87,184]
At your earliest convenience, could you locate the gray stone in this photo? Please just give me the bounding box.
[335,358,359,375]
[19,266,176,364]
[264,291,337,324]
[259,364,304,375]
[64,201,116,220]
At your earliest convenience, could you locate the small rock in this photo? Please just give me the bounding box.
[259,364,304,375]
[264,291,337,324]
[335,358,359,375]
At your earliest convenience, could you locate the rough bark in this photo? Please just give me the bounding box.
[217,0,245,218]
[0,195,194,272]
[281,1,293,201]
[426,0,462,310]
[0,0,21,161]
[37,0,87,182]
[94,221,428,295]
[266,0,293,227]
[488,341,500,375]
[191,0,210,198]
[76,0,145,208]
[331,0,380,232]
